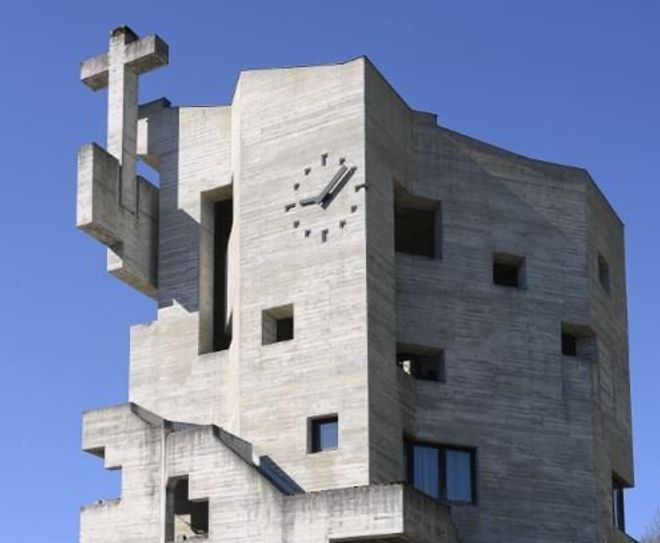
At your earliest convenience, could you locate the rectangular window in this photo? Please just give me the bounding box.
[561,322,596,358]
[394,185,441,258]
[492,252,525,288]
[262,304,294,345]
[397,348,445,382]
[310,415,338,453]
[408,442,476,504]
[612,476,625,531]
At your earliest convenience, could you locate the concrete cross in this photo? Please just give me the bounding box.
[80,26,168,213]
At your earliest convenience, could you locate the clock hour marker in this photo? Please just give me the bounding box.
[321,153,328,166]
[284,203,296,212]
[321,229,329,243]
[304,167,311,176]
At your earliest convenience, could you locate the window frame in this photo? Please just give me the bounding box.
[612,475,626,531]
[406,440,477,505]
[309,415,339,454]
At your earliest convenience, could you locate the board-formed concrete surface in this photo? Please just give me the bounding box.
[77,26,635,543]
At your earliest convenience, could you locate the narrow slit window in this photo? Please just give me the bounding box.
[561,332,577,356]
[612,475,626,531]
[492,252,525,288]
[310,415,338,453]
[262,304,294,345]
[165,477,209,542]
[213,199,233,351]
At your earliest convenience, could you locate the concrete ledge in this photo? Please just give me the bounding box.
[77,143,158,298]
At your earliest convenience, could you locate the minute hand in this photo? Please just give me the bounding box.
[299,165,348,206]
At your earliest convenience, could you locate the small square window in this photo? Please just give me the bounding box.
[397,348,445,382]
[310,415,338,453]
[561,322,596,358]
[492,252,525,288]
[262,304,294,345]
[598,253,611,293]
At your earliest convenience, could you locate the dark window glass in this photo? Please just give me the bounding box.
[562,332,577,356]
[446,449,473,502]
[612,477,625,530]
[311,416,338,453]
[412,445,439,498]
[409,443,475,504]
[276,316,294,342]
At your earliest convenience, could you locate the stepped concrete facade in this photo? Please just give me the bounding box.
[77,26,635,543]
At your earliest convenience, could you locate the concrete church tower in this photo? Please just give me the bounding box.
[77,27,635,543]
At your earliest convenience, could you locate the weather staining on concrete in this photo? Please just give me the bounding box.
[76,26,634,543]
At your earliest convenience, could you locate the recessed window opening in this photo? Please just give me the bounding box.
[262,304,294,345]
[394,184,441,258]
[561,322,596,358]
[407,441,476,504]
[165,476,209,542]
[309,415,338,453]
[492,252,525,288]
[598,253,611,293]
[612,475,626,531]
[561,332,577,356]
[397,347,445,382]
[199,187,234,355]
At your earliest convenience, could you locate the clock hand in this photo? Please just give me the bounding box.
[320,165,357,209]
[316,164,348,204]
[299,164,348,207]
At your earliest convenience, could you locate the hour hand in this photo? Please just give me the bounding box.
[299,165,348,207]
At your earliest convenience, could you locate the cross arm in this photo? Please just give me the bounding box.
[80,31,169,91]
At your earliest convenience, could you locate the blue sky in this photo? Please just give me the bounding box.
[0,0,657,539]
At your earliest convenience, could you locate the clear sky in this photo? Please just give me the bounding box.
[0,0,657,540]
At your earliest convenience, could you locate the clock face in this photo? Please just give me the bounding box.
[285,152,364,243]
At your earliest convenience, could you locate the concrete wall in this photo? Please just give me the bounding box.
[79,45,633,543]
[362,59,631,542]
